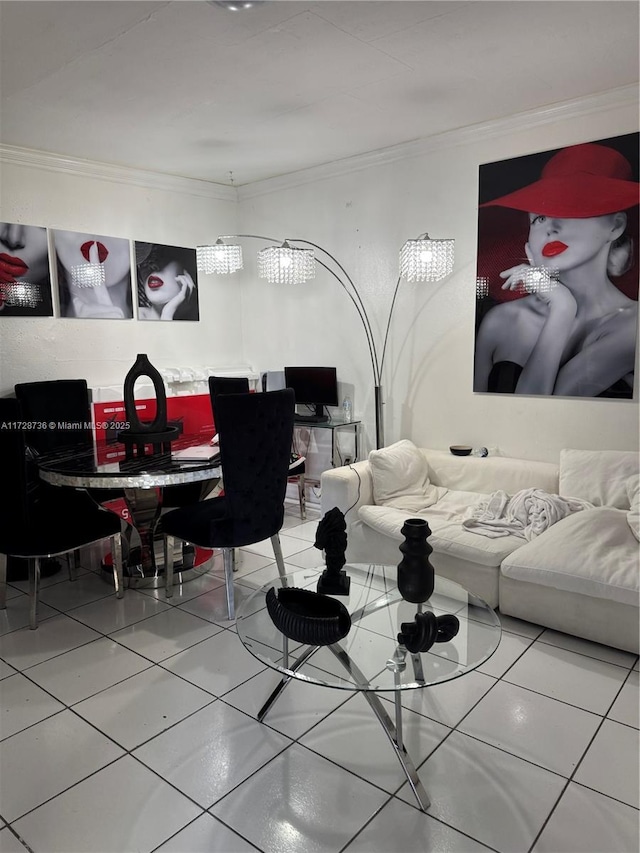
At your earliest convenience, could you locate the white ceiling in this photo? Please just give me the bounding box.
[0,0,638,186]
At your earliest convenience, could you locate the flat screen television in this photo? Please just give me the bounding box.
[284,366,338,423]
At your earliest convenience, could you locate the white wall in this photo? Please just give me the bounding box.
[0,155,243,395]
[238,90,640,461]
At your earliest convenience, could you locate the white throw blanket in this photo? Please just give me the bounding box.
[463,488,593,540]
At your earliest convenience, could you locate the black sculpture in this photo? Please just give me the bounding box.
[314,506,350,595]
[397,518,435,603]
[118,353,181,459]
[266,586,351,646]
[397,611,460,654]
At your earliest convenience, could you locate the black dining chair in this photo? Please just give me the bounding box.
[0,398,125,629]
[209,375,306,519]
[162,388,295,619]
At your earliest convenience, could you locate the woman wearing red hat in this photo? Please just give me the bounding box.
[474,140,639,397]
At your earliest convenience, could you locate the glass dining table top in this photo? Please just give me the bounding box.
[236,565,502,693]
[36,435,221,489]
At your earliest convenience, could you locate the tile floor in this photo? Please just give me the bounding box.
[0,503,638,853]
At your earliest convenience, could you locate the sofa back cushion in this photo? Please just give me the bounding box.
[369,440,444,511]
[422,450,558,495]
[559,449,639,509]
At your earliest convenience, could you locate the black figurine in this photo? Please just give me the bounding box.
[314,506,350,595]
[397,612,460,654]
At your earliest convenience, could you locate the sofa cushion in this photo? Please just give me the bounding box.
[559,449,639,509]
[627,474,640,542]
[358,489,525,568]
[369,439,446,512]
[501,507,640,606]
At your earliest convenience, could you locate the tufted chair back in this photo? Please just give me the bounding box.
[15,379,93,454]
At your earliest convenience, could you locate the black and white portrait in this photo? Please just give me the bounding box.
[135,242,199,321]
[0,222,53,317]
[53,230,133,319]
[474,133,639,398]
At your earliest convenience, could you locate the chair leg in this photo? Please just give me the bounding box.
[164,535,175,598]
[0,553,7,609]
[68,549,80,582]
[223,547,235,620]
[270,534,287,582]
[111,533,124,599]
[297,474,306,520]
[29,558,41,630]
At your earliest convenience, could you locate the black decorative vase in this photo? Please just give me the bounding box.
[119,353,181,459]
[265,586,351,646]
[397,518,435,604]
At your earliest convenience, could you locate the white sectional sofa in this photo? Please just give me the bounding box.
[320,442,640,653]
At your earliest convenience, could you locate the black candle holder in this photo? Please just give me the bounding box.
[397,612,460,654]
[266,586,351,646]
[118,353,181,459]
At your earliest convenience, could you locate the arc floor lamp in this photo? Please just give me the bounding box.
[196,233,454,448]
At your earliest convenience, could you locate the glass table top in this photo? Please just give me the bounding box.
[236,565,502,693]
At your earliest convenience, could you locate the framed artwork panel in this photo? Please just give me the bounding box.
[135,242,200,321]
[0,222,53,317]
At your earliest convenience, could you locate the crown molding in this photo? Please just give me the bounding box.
[237,84,639,200]
[0,144,238,202]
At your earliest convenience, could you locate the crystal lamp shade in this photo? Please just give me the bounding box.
[196,240,244,275]
[400,235,455,282]
[257,242,316,284]
[0,281,42,309]
[71,263,105,289]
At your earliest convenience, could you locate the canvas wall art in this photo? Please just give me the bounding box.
[0,222,53,317]
[135,242,199,321]
[52,230,133,319]
[474,132,639,398]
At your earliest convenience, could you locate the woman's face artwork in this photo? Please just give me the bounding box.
[144,260,183,305]
[54,231,131,287]
[0,223,49,285]
[526,212,627,272]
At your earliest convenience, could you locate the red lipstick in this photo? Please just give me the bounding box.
[542,241,568,258]
[80,241,109,263]
[147,275,164,290]
[0,253,28,281]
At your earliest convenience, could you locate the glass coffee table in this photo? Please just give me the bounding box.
[236,565,501,811]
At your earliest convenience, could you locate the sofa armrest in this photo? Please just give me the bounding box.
[321,461,373,525]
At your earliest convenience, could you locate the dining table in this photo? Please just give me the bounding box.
[37,436,221,587]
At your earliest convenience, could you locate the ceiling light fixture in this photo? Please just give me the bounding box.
[211,1,264,10]
[399,233,455,282]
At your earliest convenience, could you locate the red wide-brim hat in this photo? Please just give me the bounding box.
[482,143,640,217]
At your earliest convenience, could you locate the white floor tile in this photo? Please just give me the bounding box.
[458,680,602,776]
[397,731,566,852]
[282,520,321,542]
[381,669,497,728]
[224,668,351,739]
[109,608,223,662]
[300,693,450,795]
[210,743,388,853]
[496,612,544,639]
[12,755,202,853]
[161,629,266,696]
[1,586,25,602]
[38,572,114,611]
[607,670,639,728]
[242,534,311,560]
[284,547,327,570]
[137,568,226,605]
[0,613,102,670]
[573,719,639,808]
[533,781,640,852]
[73,666,214,750]
[0,827,29,852]
[134,701,291,807]
[26,636,152,705]
[0,660,16,681]
[0,673,65,740]
[476,630,533,678]
[343,795,491,852]
[177,582,257,627]
[504,643,630,714]
[0,710,124,821]
[69,588,171,634]
[231,549,277,575]
[537,628,638,668]
[0,595,58,635]
[155,813,259,852]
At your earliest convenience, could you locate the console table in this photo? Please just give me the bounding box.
[293,416,360,467]
[236,566,502,811]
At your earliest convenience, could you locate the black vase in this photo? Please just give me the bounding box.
[397,518,435,604]
[123,353,167,433]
